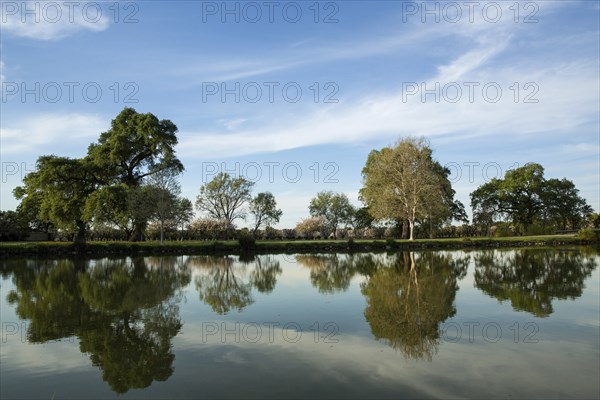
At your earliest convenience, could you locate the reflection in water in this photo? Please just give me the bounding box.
[2,249,598,397]
[474,249,598,317]
[191,255,281,314]
[294,253,382,293]
[4,257,191,394]
[295,254,357,293]
[361,252,469,360]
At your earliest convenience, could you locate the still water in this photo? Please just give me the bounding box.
[1,248,598,399]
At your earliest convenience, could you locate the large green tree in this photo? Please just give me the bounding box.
[361,137,455,240]
[471,163,591,234]
[86,108,183,241]
[13,156,99,242]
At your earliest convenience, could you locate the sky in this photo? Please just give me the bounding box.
[1,0,599,228]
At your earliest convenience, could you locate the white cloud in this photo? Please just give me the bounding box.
[220,118,248,131]
[177,54,599,159]
[0,113,105,155]
[1,1,110,40]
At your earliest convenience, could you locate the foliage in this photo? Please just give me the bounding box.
[189,218,231,240]
[196,173,254,226]
[249,192,282,234]
[360,137,456,240]
[238,229,256,251]
[295,216,327,239]
[471,163,592,234]
[308,191,354,239]
[13,156,99,242]
[0,210,30,241]
[87,107,183,187]
[577,228,599,241]
[12,108,183,243]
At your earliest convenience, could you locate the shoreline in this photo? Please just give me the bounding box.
[0,235,597,257]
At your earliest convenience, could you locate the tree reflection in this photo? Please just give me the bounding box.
[191,255,281,314]
[361,252,468,360]
[295,254,359,293]
[474,249,597,317]
[4,256,191,393]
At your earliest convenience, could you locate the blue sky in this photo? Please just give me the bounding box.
[1,0,599,228]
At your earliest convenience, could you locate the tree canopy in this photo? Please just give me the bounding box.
[308,191,354,239]
[471,163,592,234]
[360,137,458,240]
[196,173,254,228]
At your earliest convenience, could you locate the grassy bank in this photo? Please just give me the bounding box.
[0,235,596,257]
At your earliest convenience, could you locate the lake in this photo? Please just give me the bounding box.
[1,248,598,399]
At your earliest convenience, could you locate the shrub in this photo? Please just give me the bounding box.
[526,223,552,236]
[577,228,598,241]
[238,230,256,251]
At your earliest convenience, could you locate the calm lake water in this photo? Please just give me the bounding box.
[1,248,599,399]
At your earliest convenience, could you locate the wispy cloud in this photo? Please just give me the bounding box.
[0,113,105,155]
[1,1,110,40]
[177,50,599,159]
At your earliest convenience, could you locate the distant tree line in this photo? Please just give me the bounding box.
[2,108,596,242]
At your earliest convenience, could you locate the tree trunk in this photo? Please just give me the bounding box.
[160,220,164,245]
[73,220,87,243]
[129,221,145,242]
[409,219,415,240]
[402,221,409,239]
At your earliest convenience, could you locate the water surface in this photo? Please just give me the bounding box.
[1,248,598,399]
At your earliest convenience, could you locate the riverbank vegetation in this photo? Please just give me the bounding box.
[1,108,597,245]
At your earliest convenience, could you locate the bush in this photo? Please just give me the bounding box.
[526,223,552,236]
[577,228,599,241]
[238,230,256,251]
[493,224,513,237]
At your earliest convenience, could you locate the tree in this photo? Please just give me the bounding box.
[13,156,99,242]
[421,162,468,238]
[471,163,591,234]
[195,173,254,227]
[87,107,184,241]
[542,178,592,230]
[308,191,354,239]
[173,198,194,233]
[84,185,156,240]
[352,206,375,230]
[249,192,282,235]
[0,210,30,241]
[146,169,182,244]
[361,137,452,240]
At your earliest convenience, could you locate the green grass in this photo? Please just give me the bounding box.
[0,234,595,257]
